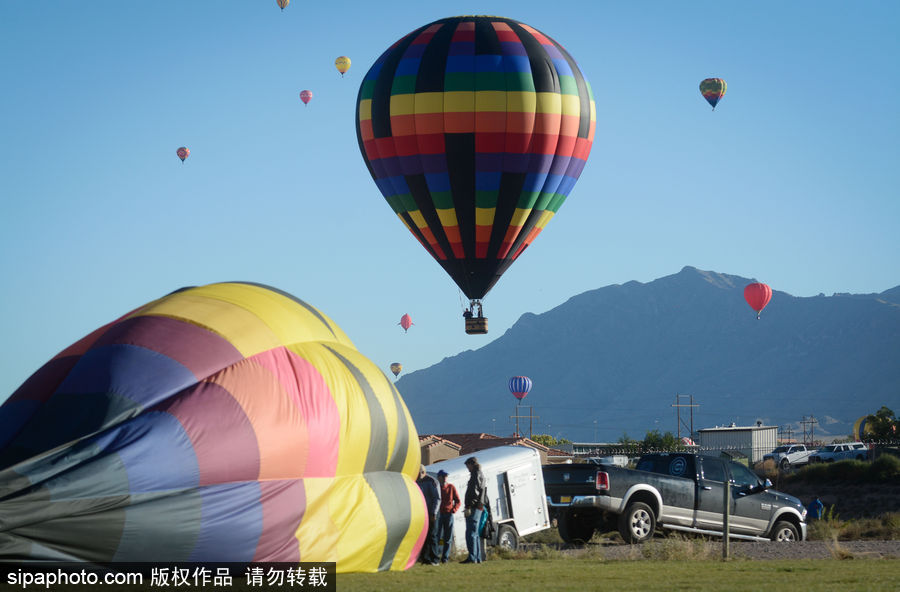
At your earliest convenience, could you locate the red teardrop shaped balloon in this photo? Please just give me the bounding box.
[744,283,772,319]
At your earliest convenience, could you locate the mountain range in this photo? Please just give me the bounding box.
[395,266,900,443]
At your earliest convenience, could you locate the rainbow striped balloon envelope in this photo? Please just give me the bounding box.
[356,16,595,301]
[0,283,426,572]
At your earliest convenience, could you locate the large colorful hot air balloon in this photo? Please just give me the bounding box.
[277,0,289,10]
[509,376,533,403]
[300,90,313,105]
[390,362,403,377]
[0,283,426,573]
[700,78,727,110]
[398,313,414,333]
[176,146,190,163]
[356,16,595,334]
[335,56,351,77]
[744,282,772,319]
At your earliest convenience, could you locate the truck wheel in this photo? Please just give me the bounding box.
[558,509,596,544]
[496,524,518,551]
[770,520,799,542]
[780,458,790,470]
[618,502,655,543]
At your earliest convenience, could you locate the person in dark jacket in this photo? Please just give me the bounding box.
[416,465,441,565]
[436,469,461,563]
[461,457,487,563]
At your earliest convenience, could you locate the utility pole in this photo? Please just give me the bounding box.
[779,424,794,443]
[510,406,539,439]
[800,415,818,446]
[672,394,699,441]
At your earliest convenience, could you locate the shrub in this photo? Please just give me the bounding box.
[807,504,844,541]
[755,459,778,481]
[826,459,869,481]
[869,453,900,481]
[791,454,899,483]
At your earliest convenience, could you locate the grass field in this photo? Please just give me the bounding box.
[337,558,900,592]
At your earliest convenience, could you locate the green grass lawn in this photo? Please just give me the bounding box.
[337,558,900,592]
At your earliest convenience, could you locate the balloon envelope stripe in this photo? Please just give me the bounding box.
[162,380,261,486]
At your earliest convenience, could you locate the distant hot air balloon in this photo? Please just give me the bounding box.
[0,282,426,572]
[299,90,313,105]
[390,362,402,377]
[176,146,189,163]
[700,78,727,110]
[276,0,289,10]
[398,314,414,333]
[744,282,772,319]
[509,376,533,404]
[335,56,351,77]
[853,416,876,441]
[356,16,595,335]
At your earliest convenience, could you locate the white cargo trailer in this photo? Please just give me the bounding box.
[426,445,549,554]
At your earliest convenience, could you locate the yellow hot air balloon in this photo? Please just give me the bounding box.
[276,0,289,10]
[335,56,351,77]
[390,362,402,378]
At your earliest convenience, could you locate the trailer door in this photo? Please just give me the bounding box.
[505,464,548,536]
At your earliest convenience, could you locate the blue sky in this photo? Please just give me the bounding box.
[2,1,898,411]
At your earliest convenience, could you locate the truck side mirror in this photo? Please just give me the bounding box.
[748,479,772,495]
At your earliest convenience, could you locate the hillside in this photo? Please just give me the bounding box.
[396,266,900,442]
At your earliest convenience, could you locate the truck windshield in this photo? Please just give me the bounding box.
[771,446,788,453]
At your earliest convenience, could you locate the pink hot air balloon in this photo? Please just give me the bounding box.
[176,146,190,163]
[299,90,313,106]
[744,282,773,320]
[398,314,414,333]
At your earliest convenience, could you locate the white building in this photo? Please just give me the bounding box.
[696,423,778,464]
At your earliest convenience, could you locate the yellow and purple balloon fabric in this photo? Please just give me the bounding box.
[0,282,426,572]
[356,16,595,300]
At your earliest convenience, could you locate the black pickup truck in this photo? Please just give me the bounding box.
[544,453,807,543]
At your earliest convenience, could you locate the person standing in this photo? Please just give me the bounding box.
[807,496,825,520]
[416,465,441,565]
[461,456,487,564]
[436,469,461,563]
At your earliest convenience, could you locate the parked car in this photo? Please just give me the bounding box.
[808,442,869,463]
[763,444,815,469]
[543,452,807,543]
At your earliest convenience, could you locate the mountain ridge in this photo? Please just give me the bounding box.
[396,266,900,442]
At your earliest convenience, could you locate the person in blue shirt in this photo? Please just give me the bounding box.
[807,496,825,520]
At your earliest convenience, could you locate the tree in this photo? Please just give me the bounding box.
[641,429,682,451]
[869,406,899,441]
[617,432,639,445]
[530,434,571,447]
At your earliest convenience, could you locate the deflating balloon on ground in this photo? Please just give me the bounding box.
[0,282,427,572]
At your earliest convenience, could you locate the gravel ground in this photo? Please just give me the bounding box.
[542,540,900,561]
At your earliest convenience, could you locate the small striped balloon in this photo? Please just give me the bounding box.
[509,376,533,401]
